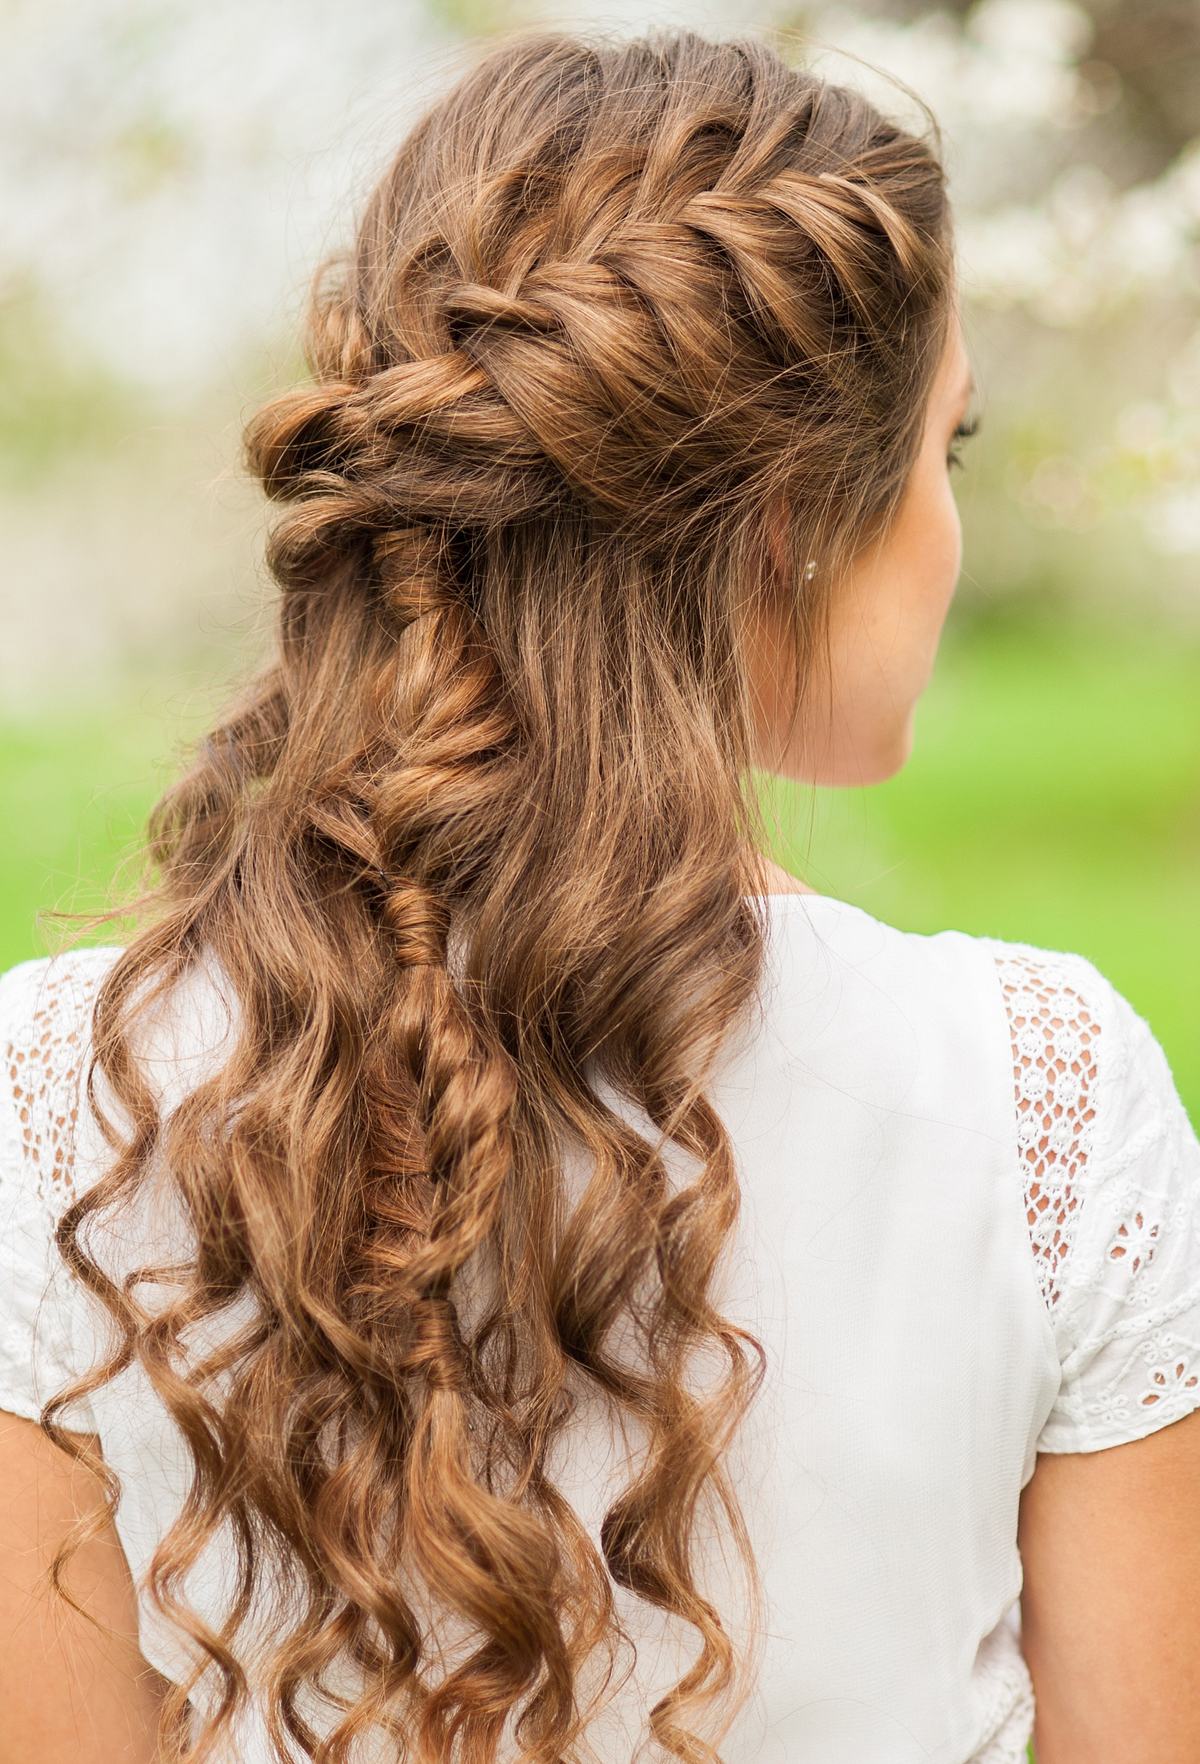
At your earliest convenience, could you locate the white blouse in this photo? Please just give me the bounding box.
[2,893,1198,1764]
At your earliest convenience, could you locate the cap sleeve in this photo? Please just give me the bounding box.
[0,953,111,1429]
[1023,958,1200,1453]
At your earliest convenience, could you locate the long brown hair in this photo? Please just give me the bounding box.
[41,26,955,1763]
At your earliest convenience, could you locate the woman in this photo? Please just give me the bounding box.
[1,26,1197,1764]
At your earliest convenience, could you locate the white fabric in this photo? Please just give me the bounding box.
[2,894,1198,1763]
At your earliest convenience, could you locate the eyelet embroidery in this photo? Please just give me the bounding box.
[990,946,1102,1312]
[1107,1207,1162,1278]
[2,954,110,1211]
[1139,1355,1199,1410]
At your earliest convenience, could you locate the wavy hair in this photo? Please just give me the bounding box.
[40,25,955,1764]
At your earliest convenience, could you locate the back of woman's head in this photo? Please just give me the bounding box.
[48,27,956,1763]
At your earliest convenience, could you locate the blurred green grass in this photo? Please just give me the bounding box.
[3,609,1198,1121]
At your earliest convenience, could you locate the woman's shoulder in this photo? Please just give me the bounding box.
[1,942,125,1011]
[822,902,1187,1195]
[771,901,1200,1447]
[0,942,241,1426]
[772,897,1188,1202]
[0,941,238,1203]
[952,926,1200,1448]
[781,893,1123,1030]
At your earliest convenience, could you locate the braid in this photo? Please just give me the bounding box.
[245,46,946,580]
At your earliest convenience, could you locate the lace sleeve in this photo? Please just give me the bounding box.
[989,941,1200,1454]
[0,950,115,1427]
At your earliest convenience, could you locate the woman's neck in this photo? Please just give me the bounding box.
[750,853,821,897]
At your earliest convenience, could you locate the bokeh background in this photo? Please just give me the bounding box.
[3,0,1198,1138]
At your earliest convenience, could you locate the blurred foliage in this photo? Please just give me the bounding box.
[0,278,149,489]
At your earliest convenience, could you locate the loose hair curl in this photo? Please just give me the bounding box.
[41,25,955,1764]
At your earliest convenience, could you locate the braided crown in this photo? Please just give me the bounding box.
[243,32,950,598]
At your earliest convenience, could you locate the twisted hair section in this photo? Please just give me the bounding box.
[38,25,955,1763]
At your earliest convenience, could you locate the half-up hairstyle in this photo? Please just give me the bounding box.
[41,25,956,1764]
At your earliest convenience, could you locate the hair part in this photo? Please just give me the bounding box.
[42,25,955,1763]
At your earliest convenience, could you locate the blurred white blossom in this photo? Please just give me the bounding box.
[967,0,1093,66]
[1143,486,1200,555]
[1,0,1198,606]
[2,0,458,389]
